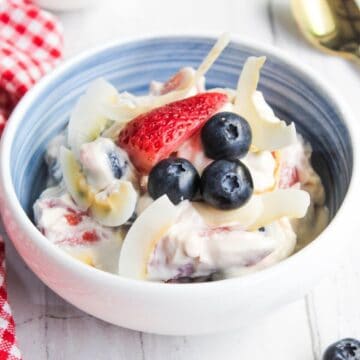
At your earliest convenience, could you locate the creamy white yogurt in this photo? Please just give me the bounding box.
[147,203,294,281]
[79,137,134,191]
[279,136,328,246]
[34,185,123,273]
[242,150,277,193]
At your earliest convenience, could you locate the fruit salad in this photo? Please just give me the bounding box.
[33,35,328,282]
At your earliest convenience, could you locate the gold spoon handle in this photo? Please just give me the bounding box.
[292,0,360,65]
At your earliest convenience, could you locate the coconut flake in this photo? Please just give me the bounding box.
[68,78,118,157]
[194,189,310,230]
[249,189,310,230]
[118,195,182,279]
[193,32,230,83]
[90,180,137,227]
[193,195,264,228]
[234,56,297,151]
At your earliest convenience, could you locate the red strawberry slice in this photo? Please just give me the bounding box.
[118,92,227,172]
[160,68,193,95]
[279,165,299,189]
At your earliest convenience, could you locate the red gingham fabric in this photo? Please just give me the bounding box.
[0,0,63,136]
[0,238,21,360]
[0,1,63,358]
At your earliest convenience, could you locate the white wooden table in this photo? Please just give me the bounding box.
[3,0,360,358]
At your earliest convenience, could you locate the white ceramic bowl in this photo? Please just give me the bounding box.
[0,34,359,335]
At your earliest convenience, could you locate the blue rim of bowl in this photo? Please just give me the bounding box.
[0,32,359,292]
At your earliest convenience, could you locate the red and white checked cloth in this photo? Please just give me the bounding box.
[0,238,21,360]
[0,0,63,135]
[0,0,63,358]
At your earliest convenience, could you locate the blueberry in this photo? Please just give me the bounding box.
[201,112,252,160]
[148,158,200,205]
[200,159,253,210]
[323,338,360,360]
[108,152,127,179]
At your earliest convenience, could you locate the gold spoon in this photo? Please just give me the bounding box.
[291,0,360,64]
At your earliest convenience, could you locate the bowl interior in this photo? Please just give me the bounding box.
[10,37,352,231]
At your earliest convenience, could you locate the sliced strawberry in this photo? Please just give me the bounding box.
[160,68,194,95]
[279,165,299,189]
[64,212,83,226]
[118,92,227,172]
[82,230,99,243]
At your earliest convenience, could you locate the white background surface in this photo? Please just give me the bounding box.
[2,0,360,359]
